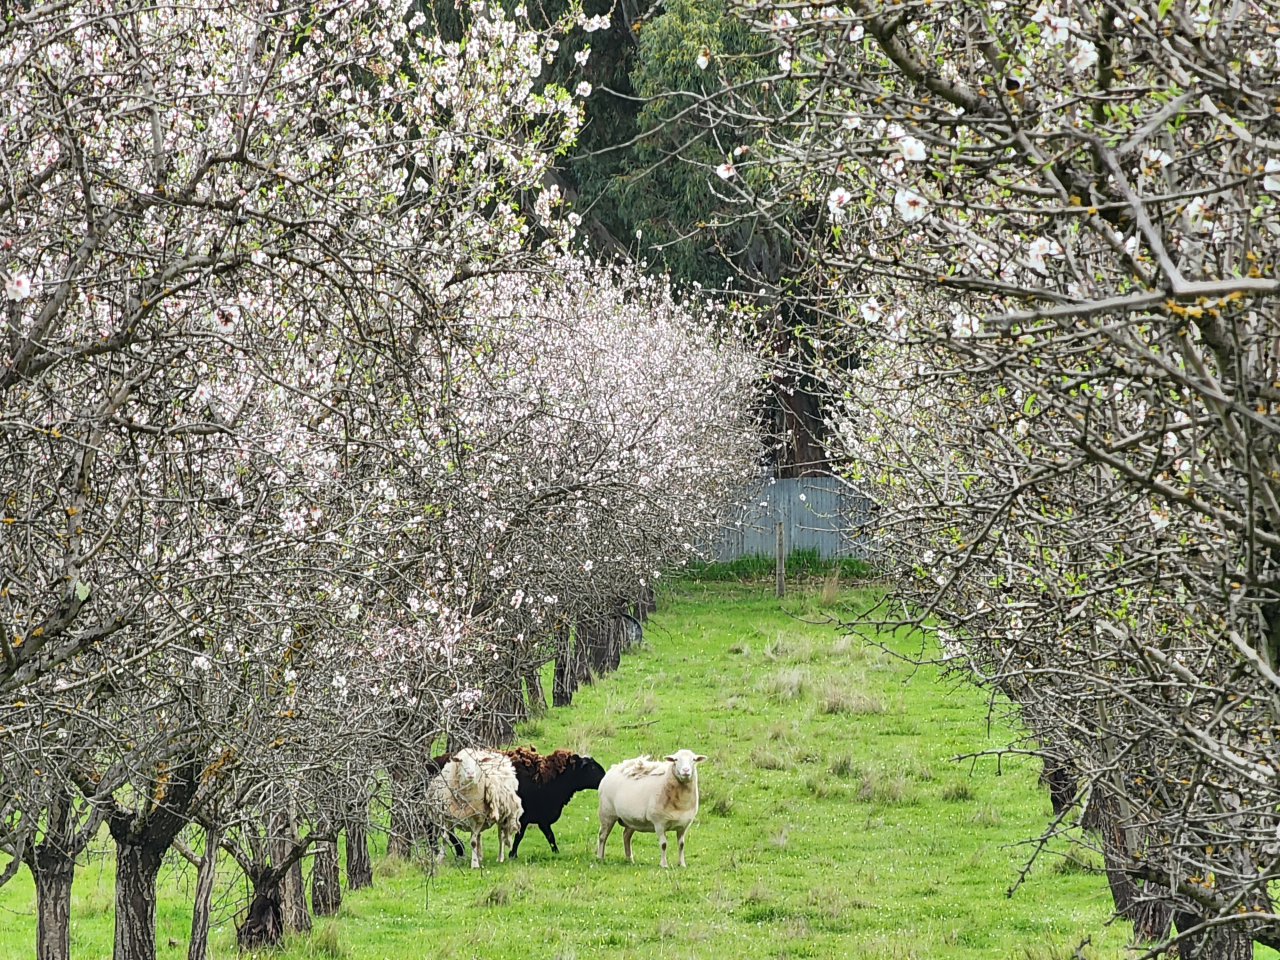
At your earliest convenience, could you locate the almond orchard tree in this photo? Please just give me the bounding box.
[330,254,761,856]
[687,0,1280,956]
[0,4,761,958]
[0,1,581,958]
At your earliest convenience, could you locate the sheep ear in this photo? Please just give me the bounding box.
[693,755,707,763]
[663,755,677,763]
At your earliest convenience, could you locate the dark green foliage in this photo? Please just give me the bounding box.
[683,549,873,582]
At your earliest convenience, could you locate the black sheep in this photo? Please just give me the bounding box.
[503,747,605,857]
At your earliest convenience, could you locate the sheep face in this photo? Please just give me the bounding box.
[457,753,481,787]
[663,749,706,783]
[574,756,606,790]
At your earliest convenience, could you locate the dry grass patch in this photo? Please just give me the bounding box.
[941,780,974,801]
[763,667,809,701]
[820,568,840,606]
[857,767,910,804]
[817,680,884,715]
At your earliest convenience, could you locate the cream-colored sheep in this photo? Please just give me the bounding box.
[596,749,705,867]
[425,748,522,868]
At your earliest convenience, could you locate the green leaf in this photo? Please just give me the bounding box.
[1157,0,1174,18]
[75,581,91,601]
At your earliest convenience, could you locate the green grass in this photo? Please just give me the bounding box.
[1,582,1135,959]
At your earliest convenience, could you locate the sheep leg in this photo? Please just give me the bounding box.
[596,817,616,860]
[538,822,559,853]
[655,824,669,868]
[622,827,635,863]
[470,828,481,869]
[509,823,527,858]
[497,826,507,864]
[676,825,688,868]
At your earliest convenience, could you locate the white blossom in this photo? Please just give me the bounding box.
[827,186,854,217]
[1264,158,1280,193]
[1068,39,1098,71]
[894,188,929,222]
[5,274,31,300]
[899,136,926,162]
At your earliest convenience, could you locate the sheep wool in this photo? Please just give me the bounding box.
[597,749,706,868]
[425,748,523,869]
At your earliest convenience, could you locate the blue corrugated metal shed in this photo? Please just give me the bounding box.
[710,475,872,561]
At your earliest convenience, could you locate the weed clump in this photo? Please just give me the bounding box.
[306,922,347,959]
[817,681,884,715]
[804,772,837,799]
[1052,853,1103,874]
[764,667,808,701]
[820,568,841,606]
[474,885,511,907]
[942,780,974,801]
[856,767,910,804]
[705,788,735,816]
[751,746,790,770]
[970,804,1002,826]
[829,753,856,777]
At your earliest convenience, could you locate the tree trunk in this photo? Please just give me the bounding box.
[636,583,656,619]
[270,807,311,935]
[386,789,413,860]
[552,624,575,707]
[1089,795,1171,943]
[187,827,219,960]
[1173,913,1254,960]
[311,840,342,916]
[524,667,546,716]
[236,876,283,950]
[33,855,73,960]
[577,617,604,683]
[280,852,310,933]
[606,613,623,672]
[113,842,162,960]
[344,815,373,890]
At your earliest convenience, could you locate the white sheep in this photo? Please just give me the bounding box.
[596,749,705,868]
[425,748,523,868]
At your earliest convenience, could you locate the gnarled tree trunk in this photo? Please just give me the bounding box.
[32,852,73,960]
[113,841,164,960]
[236,873,283,950]
[108,761,199,960]
[311,839,341,916]
[344,809,373,890]
[1173,912,1254,960]
[272,825,310,935]
[27,790,78,960]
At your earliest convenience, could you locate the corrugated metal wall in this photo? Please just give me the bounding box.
[710,476,872,561]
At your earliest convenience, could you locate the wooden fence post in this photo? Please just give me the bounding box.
[775,520,785,598]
